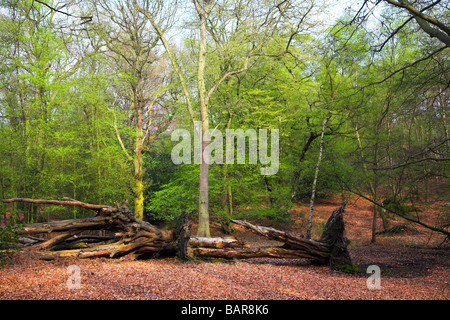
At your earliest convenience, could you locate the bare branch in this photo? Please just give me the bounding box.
[372,157,450,170]
[33,0,92,23]
[383,0,450,36]
[133,0,197,124]
[345,190,450,237]
[383,0,450,46]
[110,103,133,162]
[1,198,108,211]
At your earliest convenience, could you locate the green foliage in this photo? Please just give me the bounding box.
[333,264,360,274]
[258,180,293,222]
[0,0,447,239]
[145,164,199,222]
[0,223,22,266]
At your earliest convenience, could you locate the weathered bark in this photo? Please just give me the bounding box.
[174,211,192,260]
[231,220,328,254]
[1,198,175,259]
[18,216,116,234]
[1,197,108,211]
[50,236,119,251]
[2,198,352,268]
[189,236,248,249]
[192,246,323,260]
[37,229,82,250]
[229,220,329,264]
[319,202,352,266]
[194,202,353,267]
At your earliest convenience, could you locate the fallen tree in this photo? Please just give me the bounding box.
[192,202,352,266]
[1,198,179,260]
[1,198,352,267]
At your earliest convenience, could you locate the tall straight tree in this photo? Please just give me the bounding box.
[134,0,314,236]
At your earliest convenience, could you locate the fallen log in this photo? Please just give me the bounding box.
[18,236,45,246]
[189,236,249,249]
[230,220,329,256]
[1,198,352,267]
[193,202,352,267]
[192,246,327,260]
[1,198,176,259]
[37,229,82,250]
[1,197,109,211]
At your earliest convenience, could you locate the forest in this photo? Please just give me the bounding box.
[0,0,448,301]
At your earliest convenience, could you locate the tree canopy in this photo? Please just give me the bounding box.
[0,0,448,241]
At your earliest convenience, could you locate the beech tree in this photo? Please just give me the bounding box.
[133,0,317,236]
[92,0,175,219]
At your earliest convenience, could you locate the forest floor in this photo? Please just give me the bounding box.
[0,195,449,300]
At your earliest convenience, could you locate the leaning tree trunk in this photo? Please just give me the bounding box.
[307,110,332,240]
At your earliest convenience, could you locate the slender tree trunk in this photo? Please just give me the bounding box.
[307,111,332,240]
[371,94,392,242]
[221,113,235,234]
[221,165,235,234]
[196,3,210,237]
[355,122,379,243]
[291,132,318,200]
[371,185,378,243]
[1,179,5,225]
[371,124,379,244]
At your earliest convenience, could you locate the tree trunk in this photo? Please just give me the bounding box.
[319,202,352,266]
[221,164,235,235]
[198,144,210,237]
[174,211,192,260]
[134,165,145,221]
[196,4,211,238]
[192,246,325,260]
[189,236,248,249]
[192,202,353,267]
[2,198,352,268]
[133,90,145,221]
[221,110,235,235]
[2,198,174,259]
[307,111,332,239]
